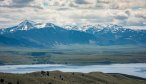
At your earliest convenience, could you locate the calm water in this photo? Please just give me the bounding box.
[0,63,146,78]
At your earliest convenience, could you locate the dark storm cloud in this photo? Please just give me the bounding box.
[12,0,34,7]
[75,0,89,4]
[0,0,34,8]
[12,0,34,4]
[128,21,146,26]
[135,14,146,19]
[125,10,131,16]
[115,15,128,20]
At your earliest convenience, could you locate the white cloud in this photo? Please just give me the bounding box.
[0,0,146,29]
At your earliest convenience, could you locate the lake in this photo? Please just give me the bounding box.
[0,63,146,78]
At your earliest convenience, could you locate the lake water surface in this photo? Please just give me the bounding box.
[0,63,146,78]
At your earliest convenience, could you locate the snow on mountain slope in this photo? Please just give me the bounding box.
[0,20,61,34]
[0,20,143,34]
[0,20,146,47]
[17,20,36,30]
[0,20,97,47]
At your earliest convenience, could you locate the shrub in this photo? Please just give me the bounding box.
[8,82,12,84]
[59,75,62,78]
[47,72,50,76]
[17,81,19,84]
[48,82,52,84]
[41,71,46,75]
[72,72,74,75]
[0,79,4,83]
[81,74,84,76]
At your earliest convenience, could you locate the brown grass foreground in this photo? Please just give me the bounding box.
[0,71,146,84]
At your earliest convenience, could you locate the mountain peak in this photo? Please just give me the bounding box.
[84,24,129,33]
[64,25,79,30]
[35,23,57,29]
[17,20,36,30]
[6,20,37,32]
[45,23,55,28]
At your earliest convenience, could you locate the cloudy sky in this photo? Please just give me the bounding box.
[0,0,146,29]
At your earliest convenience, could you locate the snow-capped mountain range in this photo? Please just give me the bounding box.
[0,20,134,33]
[0,20,58,34]
[0,20,146,47]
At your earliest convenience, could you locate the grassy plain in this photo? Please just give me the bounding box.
[0,45,146,65]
